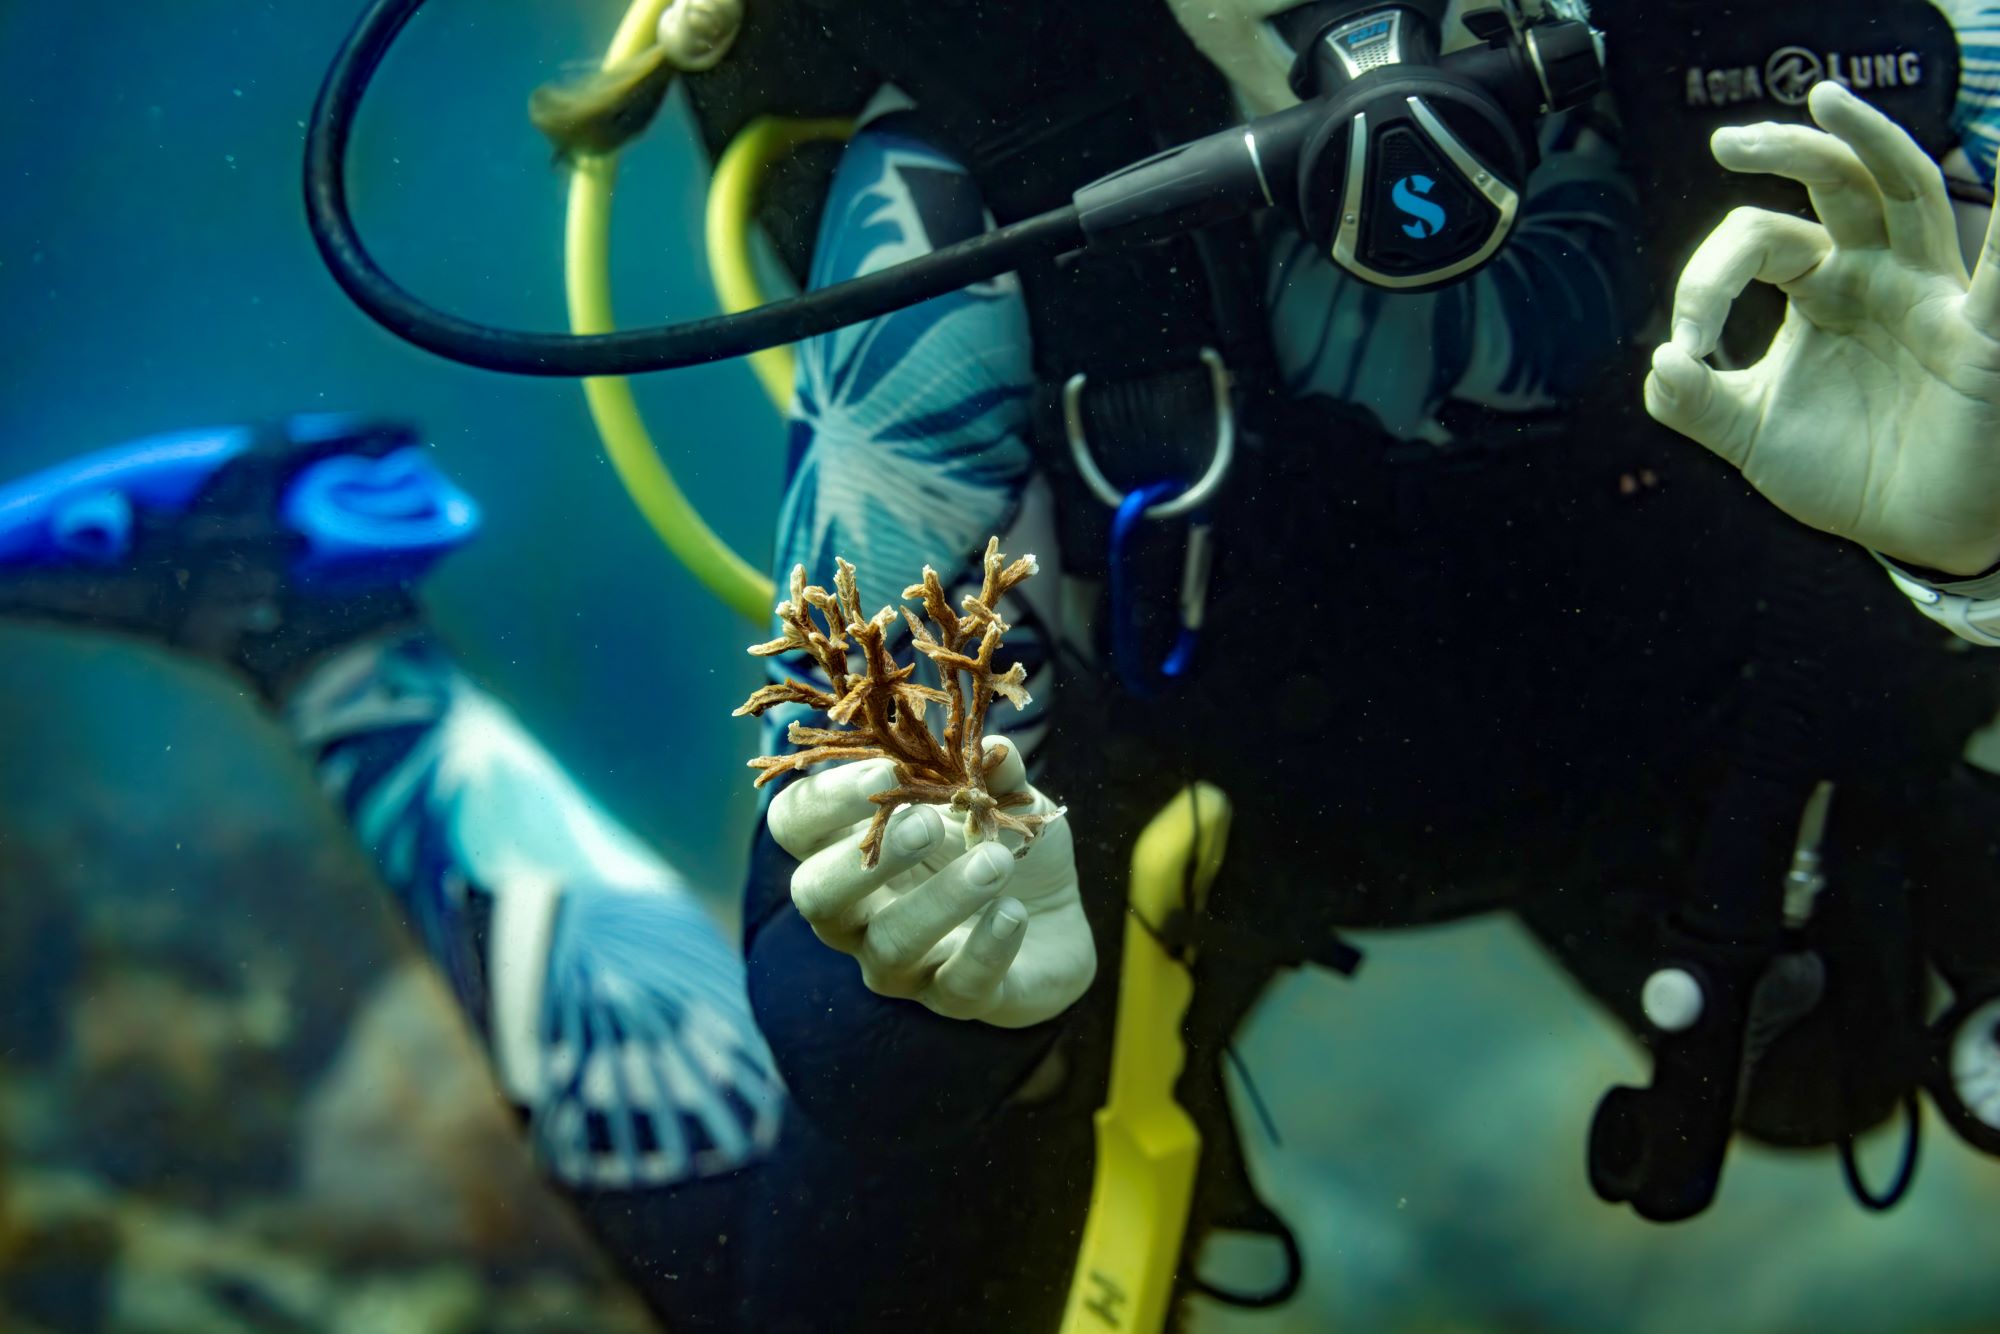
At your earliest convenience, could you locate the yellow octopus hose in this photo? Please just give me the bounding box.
[706,116,855,410]
[564,0,772,620]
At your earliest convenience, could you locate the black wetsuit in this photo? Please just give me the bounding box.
[723,2,2000,1328]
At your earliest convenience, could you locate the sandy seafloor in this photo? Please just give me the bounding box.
[3,2,1998,1330]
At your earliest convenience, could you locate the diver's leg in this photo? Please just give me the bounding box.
[285,631,783,1326]
[284,631,783,1169]
[0,417,783,1326]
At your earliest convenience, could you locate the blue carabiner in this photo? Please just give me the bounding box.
[1108,480,1207,699]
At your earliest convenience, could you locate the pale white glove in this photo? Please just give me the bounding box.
[767,737,1094,1028]
[1645,80,2000,578]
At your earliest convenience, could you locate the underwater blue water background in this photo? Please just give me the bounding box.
[0,0,774,901]
[2,3,1998,1331]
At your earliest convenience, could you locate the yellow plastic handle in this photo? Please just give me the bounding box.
[1061,783,1232,1334]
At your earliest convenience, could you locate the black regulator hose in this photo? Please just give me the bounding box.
[303,0,1085,377]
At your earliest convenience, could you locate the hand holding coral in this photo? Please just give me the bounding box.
[769,739,1093,1026]
[1646,81,2000,576]
[738,539,1091,1026]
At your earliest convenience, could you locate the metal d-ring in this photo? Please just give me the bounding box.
[1063,347,1234,521]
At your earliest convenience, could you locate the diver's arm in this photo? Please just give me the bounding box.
[740,115,1096,1143]
[1270,102,1643,439]
[1644,83,2000,610]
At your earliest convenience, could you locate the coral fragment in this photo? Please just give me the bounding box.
[737,538,1058,867]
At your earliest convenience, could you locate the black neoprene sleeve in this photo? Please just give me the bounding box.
[740,815,1066,1150]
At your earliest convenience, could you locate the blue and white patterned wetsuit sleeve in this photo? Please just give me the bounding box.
[742,116,1071,1147]
[1267,108,1642,442]
[760,115,1056,748]
[1950,1,2000,184]
[1879,557,2000,645]
[761,113,1055,768]
[285,634,784,1188]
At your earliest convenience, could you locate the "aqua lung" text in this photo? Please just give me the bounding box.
[1685,49,1925,108]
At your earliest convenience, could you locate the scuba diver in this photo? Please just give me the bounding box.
[0,418,785,1330]
[17,0,2000,1330]
[700,0,2000,1325]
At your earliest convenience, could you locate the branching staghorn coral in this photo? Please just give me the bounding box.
[736,538,1060,868]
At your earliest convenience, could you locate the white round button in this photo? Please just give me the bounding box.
[1949,997,2000,1132]
[1642,967,1705,1033]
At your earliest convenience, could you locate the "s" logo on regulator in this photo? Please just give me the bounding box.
[1391,173,1446,240]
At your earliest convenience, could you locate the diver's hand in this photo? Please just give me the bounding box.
[769,739,1093,1028]
[1646,81,2000,576]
